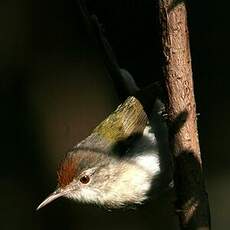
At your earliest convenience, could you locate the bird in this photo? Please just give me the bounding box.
[36,90,171,210]
[36,1,172,209]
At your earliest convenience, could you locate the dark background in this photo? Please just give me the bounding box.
[1,0,229,229]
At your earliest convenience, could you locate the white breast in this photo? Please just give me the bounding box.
[128,124,160,176]
[134,153,160,176]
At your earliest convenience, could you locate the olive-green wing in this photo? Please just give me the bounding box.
[76,96,148,153]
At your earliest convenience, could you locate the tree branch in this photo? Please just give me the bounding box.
[159,0,211,229]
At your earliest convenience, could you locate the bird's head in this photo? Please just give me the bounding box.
[36,149,116,210]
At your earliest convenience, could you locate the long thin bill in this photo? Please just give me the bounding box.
[36,189,65,210]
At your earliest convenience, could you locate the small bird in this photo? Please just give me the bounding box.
[37,95,169,210]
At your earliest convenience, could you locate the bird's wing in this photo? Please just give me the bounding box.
[75,96,148,153]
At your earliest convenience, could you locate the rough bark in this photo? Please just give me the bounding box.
[159,0,211,229]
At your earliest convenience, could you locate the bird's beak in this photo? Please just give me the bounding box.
[36,188,67,210]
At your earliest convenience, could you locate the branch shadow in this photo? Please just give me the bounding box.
[168,109,188,136]
[167,110,211,228]
[174,150,211,228]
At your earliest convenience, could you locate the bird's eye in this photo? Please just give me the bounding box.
[80,175,90,184]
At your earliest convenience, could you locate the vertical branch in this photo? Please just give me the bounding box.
[159,0,211,229]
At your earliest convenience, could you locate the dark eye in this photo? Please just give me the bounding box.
[80,175,90,184]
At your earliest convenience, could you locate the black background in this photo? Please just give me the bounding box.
[1,0,230,229]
